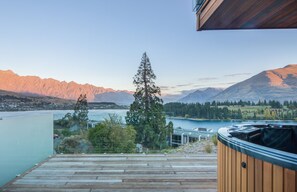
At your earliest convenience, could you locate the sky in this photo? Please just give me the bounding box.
[0,0,297,95]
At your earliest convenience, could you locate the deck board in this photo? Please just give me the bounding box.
[1,154,217,192]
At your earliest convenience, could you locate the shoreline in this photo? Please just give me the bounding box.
[0,108,129,113]
[167,116,241,122]
[166,116,297,122]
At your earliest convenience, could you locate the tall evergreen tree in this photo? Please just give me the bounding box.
[73,94,89,128]
[126,52,171,149]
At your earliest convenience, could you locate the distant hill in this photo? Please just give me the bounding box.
[95,91,134,105]
[178,88,224,103]
[161,90,196,103]
[212,65,297,102]
[0,89,74,111]
[0,70,133,104]
[0,89,127,111]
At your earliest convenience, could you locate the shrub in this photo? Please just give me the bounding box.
[204,143,213,153]
[54,129,59,135]
[88,114,136,153]
[57,135,93,154]
[54,113,74,129]
[61,129,71,137]
[212,134,218,146]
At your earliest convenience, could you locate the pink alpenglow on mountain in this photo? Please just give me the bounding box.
[212,64,297,102]
[266,64,297,87]
[0,70,133,104]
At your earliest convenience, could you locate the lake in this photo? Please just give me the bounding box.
[1,109,296,132]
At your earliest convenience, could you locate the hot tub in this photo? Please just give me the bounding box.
[217,124,297,192]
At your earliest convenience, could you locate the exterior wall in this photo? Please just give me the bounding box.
[0,113,53,186]
[218,141,297,192]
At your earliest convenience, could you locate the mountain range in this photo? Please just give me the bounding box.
[0,64,297,106]
[0,70,133,105]
[178,88,224,103]
[211,64,297,102]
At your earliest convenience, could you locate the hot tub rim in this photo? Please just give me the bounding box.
[218,127,297,171]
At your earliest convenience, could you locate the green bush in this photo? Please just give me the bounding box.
[57,135,93,154]
[54,129,59,135]
[61,129,71,137]
[55,135,92,154]
[88,114,136,153]
[54,113,74,129]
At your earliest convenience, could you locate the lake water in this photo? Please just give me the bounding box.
[1,109,296,132]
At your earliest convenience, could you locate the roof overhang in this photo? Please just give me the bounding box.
[195,0,297,31]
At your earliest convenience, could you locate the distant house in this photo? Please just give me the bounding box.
[87,120,100,128]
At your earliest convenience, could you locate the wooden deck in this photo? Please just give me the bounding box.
[1,154,217,192]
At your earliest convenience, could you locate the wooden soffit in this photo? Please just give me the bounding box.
[196,0,297,31]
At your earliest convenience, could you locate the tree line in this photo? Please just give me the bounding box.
[164,102,243,120]
[164,100,297,120]
[205,100,297,109]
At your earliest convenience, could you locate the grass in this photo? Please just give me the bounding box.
[212,134,218,146]
[204,143,213,153]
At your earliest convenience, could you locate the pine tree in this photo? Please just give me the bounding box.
[73,94,89,129]
[126,52,171,149]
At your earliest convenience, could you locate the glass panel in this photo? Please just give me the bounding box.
[0,113,53,186]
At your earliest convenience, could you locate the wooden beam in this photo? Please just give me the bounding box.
[197,0,297,30]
